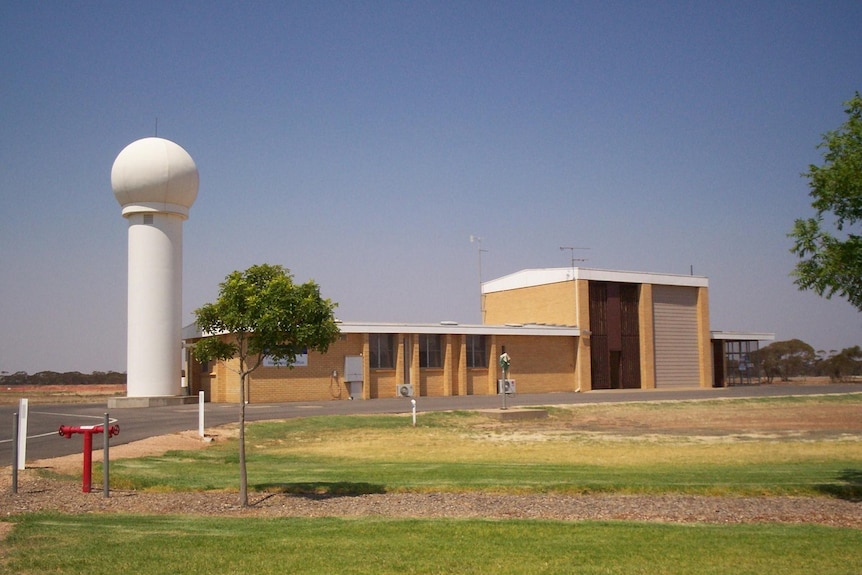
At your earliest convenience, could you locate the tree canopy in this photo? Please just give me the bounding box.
[790,92,862,311]
[819,345,862,382]
[751,339,816,383]
[192,263,339,506]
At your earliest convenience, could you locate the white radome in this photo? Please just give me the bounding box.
[111,137,199,217]
[112,136,198,399]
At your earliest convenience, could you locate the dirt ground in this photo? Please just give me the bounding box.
[2,395,861,527]
[555,399,862,439]
[0,384,125,405]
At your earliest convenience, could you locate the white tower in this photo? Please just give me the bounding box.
[111,137,198,398]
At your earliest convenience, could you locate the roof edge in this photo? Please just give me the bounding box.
[482,267,709,293]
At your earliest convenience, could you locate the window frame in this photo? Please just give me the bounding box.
[419,334,443,368]
[369,333,395,369]
[465,334,488,368]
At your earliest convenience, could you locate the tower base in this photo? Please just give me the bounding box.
[107,395,199,409]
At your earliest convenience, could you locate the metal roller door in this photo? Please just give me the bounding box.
[652,285,700,388]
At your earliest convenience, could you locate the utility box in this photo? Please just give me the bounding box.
[344,356,363,399]
[497,379,516,394]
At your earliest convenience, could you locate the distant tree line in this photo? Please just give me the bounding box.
[750,340,862,383]
[0,371,126,386]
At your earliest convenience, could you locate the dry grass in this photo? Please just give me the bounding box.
[244,397,862,474]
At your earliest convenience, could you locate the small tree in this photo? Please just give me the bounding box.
[790,92,862,310]
[192,264,339,506]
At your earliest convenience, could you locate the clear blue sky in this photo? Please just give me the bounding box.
[1,1,860,374]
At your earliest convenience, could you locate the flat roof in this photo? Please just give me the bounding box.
[183,321,580,340]
[336,321,580,337]
[710,331,775,341]
[482,267,709,293]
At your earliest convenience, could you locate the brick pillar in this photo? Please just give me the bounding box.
[457,335,467,396]
[696,286,713,388]
[443,334,453,396]
[574,279,592,392]
[639,283,656,389]
[362,334,371,399]
[488,337,498,394]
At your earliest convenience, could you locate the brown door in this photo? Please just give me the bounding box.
[590,282,641,389]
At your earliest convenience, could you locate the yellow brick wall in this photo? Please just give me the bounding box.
[491,335,578,393]
[696,286,713,388]
[420,370,445,396]
[215,361,240,403]
[464,370,487,395]
[484,280,577,325]
[456,338,467,396]
[248,334,362,402]
[573,279,592,391]
[199,330,580,402]
[638,283,656,389]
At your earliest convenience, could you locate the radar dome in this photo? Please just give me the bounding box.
[111,137,199,217]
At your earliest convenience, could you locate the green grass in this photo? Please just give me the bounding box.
[5,396,862,574]
[3,514,860,575]
[109,448,862,497]
[99,398,862,497]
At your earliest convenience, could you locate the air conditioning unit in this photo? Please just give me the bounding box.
[497,379,516,394]
[396,384,414,397]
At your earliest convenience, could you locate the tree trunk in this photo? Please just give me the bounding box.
[238,371,248,507]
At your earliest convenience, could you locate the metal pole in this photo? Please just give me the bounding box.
[11,412,18,494]
[83,431,93,493]
[103,413,110,498]
[502,368,508,410]
[470,235,487,323]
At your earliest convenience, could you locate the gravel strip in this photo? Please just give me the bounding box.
[2,472,860,528]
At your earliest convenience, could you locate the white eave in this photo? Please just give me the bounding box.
[482,267,709,293]
[337,321,580,337]
[182,322,205,340]
[183,321,580,340]
[711,331,775,341]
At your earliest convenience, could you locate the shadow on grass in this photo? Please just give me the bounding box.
[253,481,387,499]
[816,469,862,500]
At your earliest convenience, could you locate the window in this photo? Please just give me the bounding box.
[466,335,488,368]
[419,334,442,368]
[723,340,760,386]
[369,334,395,368]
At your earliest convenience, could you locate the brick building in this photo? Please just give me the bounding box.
[183,267,772,402]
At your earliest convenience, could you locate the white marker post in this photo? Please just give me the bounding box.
[16,398,28,470]
[103,412,110,498]
[411,398,417,427]
[198,391,205,437]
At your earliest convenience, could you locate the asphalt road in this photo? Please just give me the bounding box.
[2,383,860,466]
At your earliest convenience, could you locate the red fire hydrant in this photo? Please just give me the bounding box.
[59,424,120,493]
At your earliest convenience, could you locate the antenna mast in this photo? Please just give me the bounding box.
[470,235,488,323]
[559,246,590,269]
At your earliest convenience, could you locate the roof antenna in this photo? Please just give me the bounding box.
[154,117,159,137]
[559,246,590,268]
